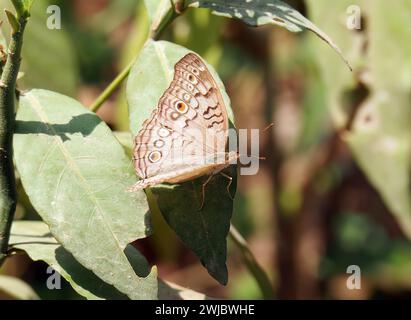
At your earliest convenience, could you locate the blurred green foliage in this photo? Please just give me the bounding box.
[1,0,411,300]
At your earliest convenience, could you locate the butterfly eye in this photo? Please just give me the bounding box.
[175,101,188,114]
[192,68,199,75]
[148,151,162,163]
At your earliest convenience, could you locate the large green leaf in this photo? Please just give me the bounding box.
[158,281,210,300]
[14,90,157,299]
[127,40,236,284]
[185,0,350,69]
[346,1,411,237]
[10,221,209,300]
[306,0,361,127]
[9,221,127,300]
[0,275,39,300]
[307,0,411,237]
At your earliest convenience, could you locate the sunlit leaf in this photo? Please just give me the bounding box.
[158,280,210,300]
[186,0,350,69]
[307,0,411,238]
[144,0,173,31]
[127,40,236,284]
[14,90,157,299]
[346,1,411,237]
[9,221,128,300]
[10,221,210,300]
[0,275,39,300]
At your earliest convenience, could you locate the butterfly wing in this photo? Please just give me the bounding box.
[157,53,228,152]
[132,53,230,189]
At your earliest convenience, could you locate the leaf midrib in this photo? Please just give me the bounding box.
[24,92,147,295]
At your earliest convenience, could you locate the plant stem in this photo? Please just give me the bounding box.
[89,6,180,113]
[90,60,135,112]
[0,18,27,265]
[229,224,275,299]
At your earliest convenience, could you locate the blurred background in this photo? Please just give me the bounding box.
[1,0,411,299]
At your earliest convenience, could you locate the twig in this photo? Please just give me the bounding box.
[90,60,135,112]
[89,5,180,112]
[229,224,275,299]
[0,10,28,265]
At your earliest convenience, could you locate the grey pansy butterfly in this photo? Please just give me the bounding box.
[129,53,237,203]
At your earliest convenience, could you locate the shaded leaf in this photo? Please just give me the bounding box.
[9,221,128,300]
[10,221,210,300]
[0,275,39,300]
[14,90,157,299]
[127,40,236,284]
[186,0,350,69]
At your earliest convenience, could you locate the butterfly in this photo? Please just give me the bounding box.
[129,53,237,206]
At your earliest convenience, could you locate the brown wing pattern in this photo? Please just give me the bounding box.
[133,53,229,184]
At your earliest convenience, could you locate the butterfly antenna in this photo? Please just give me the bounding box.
[252,123,274,160]
[262,123,274,132]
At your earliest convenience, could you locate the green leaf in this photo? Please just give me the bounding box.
[14,90,157,299]
[144,0,174,31]
[346,1,411,237]
[307,0,411,238]
[127,40,236,284]
[9,221,140,300]
[5,9,20,34]
[186,0,350,69]
[114,131,133,155]
[11,0,34,19]
[0,275,40,300]
[306,0,360,127]
[10,221,210,300]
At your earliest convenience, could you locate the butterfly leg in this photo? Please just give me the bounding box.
[220,172,234,200]
[198,174,214,211]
